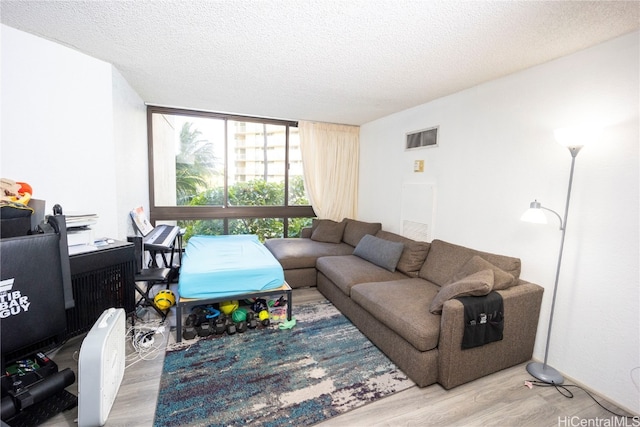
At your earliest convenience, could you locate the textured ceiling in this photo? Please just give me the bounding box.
[2,1,639,125]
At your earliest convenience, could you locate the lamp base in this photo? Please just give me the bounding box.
[526,361,564,384]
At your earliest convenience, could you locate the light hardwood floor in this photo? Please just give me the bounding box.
[40,287,634,427]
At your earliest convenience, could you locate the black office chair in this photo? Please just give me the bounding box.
[128,236,176,321]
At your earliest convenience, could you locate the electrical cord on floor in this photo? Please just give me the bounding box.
[44,338,69,359]
[527,379,638,420]
[125,321,167,369]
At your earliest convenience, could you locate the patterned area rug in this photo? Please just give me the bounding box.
[154,300,414,426]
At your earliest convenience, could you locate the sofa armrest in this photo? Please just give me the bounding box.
[437,280,544,389]
[300,227,312,238]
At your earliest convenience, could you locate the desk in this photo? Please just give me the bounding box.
[175,282,292,342]
[66,241,135,337]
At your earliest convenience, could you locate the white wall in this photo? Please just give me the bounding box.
[111,67,149,238]
[359,31,639,413]
[1,24,147,240]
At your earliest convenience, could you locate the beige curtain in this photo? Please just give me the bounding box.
[299,121,360,221]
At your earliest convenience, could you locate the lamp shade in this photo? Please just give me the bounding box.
[554,124,602,148]
[521,204,547,224]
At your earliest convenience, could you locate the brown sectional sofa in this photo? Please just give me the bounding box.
[264,218,544,389]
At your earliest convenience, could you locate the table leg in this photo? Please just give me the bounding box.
[286,288,292,321]
[176,303,182,343]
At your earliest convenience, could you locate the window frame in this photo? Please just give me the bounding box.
[147,105,315,236]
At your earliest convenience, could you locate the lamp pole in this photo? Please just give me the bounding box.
[526,146,581,384]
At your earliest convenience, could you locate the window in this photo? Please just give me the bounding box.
[148,106,314,241]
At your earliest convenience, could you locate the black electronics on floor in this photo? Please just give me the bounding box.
[1,353,77,427]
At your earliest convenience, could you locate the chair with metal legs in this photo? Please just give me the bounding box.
[128,236,175,321]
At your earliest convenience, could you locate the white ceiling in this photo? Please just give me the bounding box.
[2,1,638,125]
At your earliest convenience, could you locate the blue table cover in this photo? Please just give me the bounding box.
[178,235,285,299]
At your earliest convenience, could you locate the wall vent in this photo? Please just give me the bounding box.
[406,126,438,150]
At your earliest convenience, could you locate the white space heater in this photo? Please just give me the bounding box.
[78,307,126,427]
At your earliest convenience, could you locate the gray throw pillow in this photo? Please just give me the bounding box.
[352,234,405,272]
[429,269,494,314]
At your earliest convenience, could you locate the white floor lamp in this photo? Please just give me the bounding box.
[521,124,602,385]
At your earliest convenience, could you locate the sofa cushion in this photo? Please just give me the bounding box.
[316,255,407,296]
[451,255,516,290]
[375,230,430,277]
[428,269,494,314]
[419,239,521,287]
[342,218,382,247]
[352,234,404,272]
[310,219,346,243]
[300,227,312,238]
[264,238,354,270]
[351,278,441,352]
